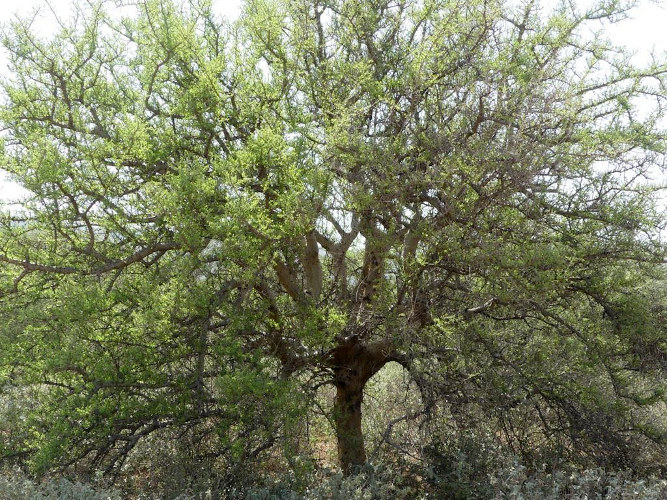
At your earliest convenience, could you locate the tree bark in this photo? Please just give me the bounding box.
[334,381,366,475]
[330,341,391,474]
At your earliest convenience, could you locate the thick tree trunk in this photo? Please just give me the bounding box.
[334,381,366,474]
[330,340,392,474]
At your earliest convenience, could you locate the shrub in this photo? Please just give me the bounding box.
[489,464,667,499]
[0,469,121,500]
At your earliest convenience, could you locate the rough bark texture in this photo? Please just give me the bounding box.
[331,341,392,474]
[334,382,366,474]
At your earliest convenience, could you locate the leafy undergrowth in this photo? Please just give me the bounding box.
[1,463,665,500]
[0,470,121,499]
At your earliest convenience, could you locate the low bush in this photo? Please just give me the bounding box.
[0,469,121,500]
[489,464,667,500]
[2,459,666,499]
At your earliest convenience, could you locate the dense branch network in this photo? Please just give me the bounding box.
[0,0,665,476]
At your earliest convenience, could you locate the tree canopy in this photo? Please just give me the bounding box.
[0,0,665,484]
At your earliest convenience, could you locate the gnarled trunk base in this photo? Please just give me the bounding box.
[334,382,366,474]
[331,341,392,474]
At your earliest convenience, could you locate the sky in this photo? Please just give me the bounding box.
[0,0,665,205]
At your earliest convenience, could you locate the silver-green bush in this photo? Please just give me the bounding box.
[0,469,121,500]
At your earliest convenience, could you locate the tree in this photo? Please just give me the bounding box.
[0,0,665,478]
